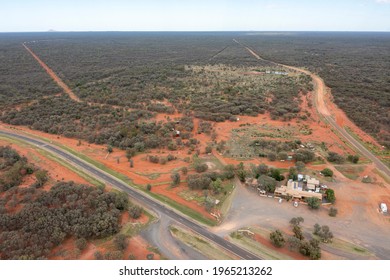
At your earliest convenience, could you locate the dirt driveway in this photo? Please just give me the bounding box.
[212,181,390,259]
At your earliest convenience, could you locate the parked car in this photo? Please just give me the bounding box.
[380,203,387,213]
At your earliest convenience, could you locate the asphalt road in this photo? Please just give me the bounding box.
[324,116,390,178]
[0,130,260,260]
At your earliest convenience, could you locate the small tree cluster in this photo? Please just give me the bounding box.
[270,230,286,247]
[325,189,336,203]
[171,172,181,187]
[313,224,333,243]
[289,216,304,226]
[113,234,128,251]
[328,207,338,217]
[306,197,321,209]
[327,152,345,164]
[347,154,360,164]
[129,205,143,219]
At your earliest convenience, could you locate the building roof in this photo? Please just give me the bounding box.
[276,179,322,200]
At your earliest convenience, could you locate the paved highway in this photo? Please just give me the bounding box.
[0,130,260,260]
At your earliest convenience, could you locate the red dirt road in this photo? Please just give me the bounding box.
[22,43,81,103]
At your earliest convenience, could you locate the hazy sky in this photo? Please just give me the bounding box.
[0,0,389,32]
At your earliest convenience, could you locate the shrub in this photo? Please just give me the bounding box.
[187,174,212,190]
[75,238,87,251]
[223,164,235,179]
[113,234,128,251]
[277,152,288,160]
[171,172,181,187]
[306,197,321,209]
[129,205,143,219]
[270,230,285,248]
[313,224,334,243]
[257,163,269,176]
[195,163,208,173]
[167,141,177,151]
[269,168,285,181]
[321,168,333,177]
[325,189,336,203]
[329,207,338,217]
[295,161,305,172]
[167,154,176,161]
[299,239,321,260]
[257,175,277,193]
[267,152,277,161]
[287,236,302,252]
[146,184,152,191]
[292,225,304,240]
[181,167,188,175]
[149,155,159,163]
[94,251,104,260]
[34,170,48,187]
[347,154,360,164]
[289,217,304,226]
[294,149,315,163]
[327,152,345,164]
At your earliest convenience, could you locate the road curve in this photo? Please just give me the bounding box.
[0,130,260,260]
[234,39,390,179]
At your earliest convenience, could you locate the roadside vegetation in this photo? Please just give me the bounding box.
[170,225,236,260]
[0,146,142,260]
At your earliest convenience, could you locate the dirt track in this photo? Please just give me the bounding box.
[22,43,81,103]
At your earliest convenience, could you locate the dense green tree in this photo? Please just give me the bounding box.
[289,217,304,226]
[258,175,277,193]
[306,197,321,209]
[171,172,181,187]
[292,225,304,240]
[325,189,336,203]
[321,168,333,177]
[129,205,143,219]
[270,230,285,248]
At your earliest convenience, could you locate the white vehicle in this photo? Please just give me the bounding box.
[380,203,387,213]
[293,201,299,208]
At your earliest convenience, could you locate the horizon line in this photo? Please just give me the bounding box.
[1,30,389,33]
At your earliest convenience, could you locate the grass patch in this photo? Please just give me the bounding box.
[228,228,293,260]
[373,168,390,184]
[134,172,161,180]
[170,225,236,260]
[334,165,365,180]
[198,154,225,170]
[323,238,375,257]
[121,210,156,237]
[148,191,216,226]
[217,182,236,217]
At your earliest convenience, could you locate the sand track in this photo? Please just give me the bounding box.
[22,43,81,103]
